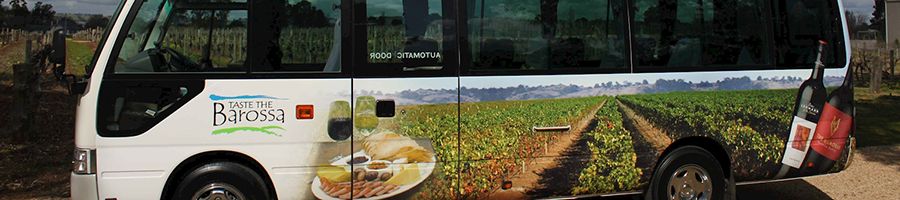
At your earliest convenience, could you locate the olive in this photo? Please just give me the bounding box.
[379,172,393,181]
[365,171,379,181]
[348,156,369,165]
[353,168,367,182]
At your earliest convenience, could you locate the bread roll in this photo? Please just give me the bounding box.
[364,132,433,163]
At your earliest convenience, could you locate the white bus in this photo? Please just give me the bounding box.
[71,0,854,199]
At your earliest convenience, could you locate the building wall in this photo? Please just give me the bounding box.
[889,0,900,48]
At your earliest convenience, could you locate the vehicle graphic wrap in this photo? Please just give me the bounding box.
[294,68,853,199]
[453,69,853,199]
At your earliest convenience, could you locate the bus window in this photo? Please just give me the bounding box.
[365,0,444,67]
[114,0,167,72]
[246,0,343,72]
[775,0,843,68]
[159,9,248,71]
[112,0,249,73]
[464,0,628,73]
[632,0,772,71]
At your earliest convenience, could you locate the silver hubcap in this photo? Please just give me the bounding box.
[191,183,246,200]
[667,164,712,200]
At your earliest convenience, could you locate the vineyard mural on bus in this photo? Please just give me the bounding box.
[452,69,853,198]
[305,69,852,199]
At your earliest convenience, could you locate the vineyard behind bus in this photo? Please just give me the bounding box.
[850,44,900,148]
[0,28,76,198]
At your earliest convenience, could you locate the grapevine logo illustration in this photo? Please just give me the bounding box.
[211,94,288,136]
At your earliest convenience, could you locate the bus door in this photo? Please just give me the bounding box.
[344,0,460,199]
[457,0,631,198]
[94,0,355,199]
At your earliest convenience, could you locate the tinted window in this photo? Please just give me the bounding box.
[365,0,444,67]
[775,0,843,68]
[160,9,248,71]
[112,0,249,73]
[464,0,628,73]
[632,0,772,70]
[263,0,343,72]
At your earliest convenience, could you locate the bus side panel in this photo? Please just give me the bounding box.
[346,78,460,200]
[95,79,351,199]
[454,68,851,198]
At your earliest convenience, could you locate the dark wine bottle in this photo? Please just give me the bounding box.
[801,67,853,175]
[775,40,828,179]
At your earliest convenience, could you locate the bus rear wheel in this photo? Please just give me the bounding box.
[647,146,727,200]
[172,162,270,200]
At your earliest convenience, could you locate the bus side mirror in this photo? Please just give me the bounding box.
[375,99,395,118]
[70,77,88,95]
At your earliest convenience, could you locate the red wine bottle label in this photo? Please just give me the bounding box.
[781,116,817,168]
[811,103,852,160]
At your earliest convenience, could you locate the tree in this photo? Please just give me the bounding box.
[29,1,55,26]
[871,0,886,39]
[84,15,110,29]
[6,0,28,28]
[0,0,6,27]
[8,0,27,15]
[285,0,329,28]
[845,11,869,39]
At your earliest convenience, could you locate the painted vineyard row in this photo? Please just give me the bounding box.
[393,97,605,198]
[572,99,642,195]
[618,90,793,178]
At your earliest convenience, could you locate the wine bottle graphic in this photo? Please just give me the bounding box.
[801,66,853,175]
[775,40,828,179]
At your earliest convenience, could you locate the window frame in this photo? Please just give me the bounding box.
[458,0,634,76]
[771,0,847,70]
[350,0,459,78]
[251,0,351,73]
[103,0,355,80]
[629,0,779,73]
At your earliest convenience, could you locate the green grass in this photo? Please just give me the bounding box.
[0,41,26,81]
[854,87,900,147]
[65,39,94,76]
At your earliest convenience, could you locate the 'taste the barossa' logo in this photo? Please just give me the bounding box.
[210,94,287,136]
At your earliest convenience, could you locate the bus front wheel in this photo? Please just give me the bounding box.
[647,146,727,200]
[172,162,270,200]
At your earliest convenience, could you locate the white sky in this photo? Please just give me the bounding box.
[841,0,877,19]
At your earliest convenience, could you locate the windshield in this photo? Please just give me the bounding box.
[86,0,127,76]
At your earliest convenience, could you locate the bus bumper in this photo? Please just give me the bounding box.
[71,173,98,200]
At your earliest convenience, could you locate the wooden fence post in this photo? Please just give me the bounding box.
[24,39,32,64]
[871,49,884,95]
[11,46,38,142]
[892,49,896,77]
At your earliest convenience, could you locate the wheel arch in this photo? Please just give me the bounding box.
[644,136,736,200]
[656,136,732,180]
[160,150,277,200]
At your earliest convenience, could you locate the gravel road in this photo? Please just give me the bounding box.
[736,145,900,200]
[601,145,900,200]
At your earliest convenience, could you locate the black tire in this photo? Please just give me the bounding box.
[646,146,728,200]
[171,162,270,200]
